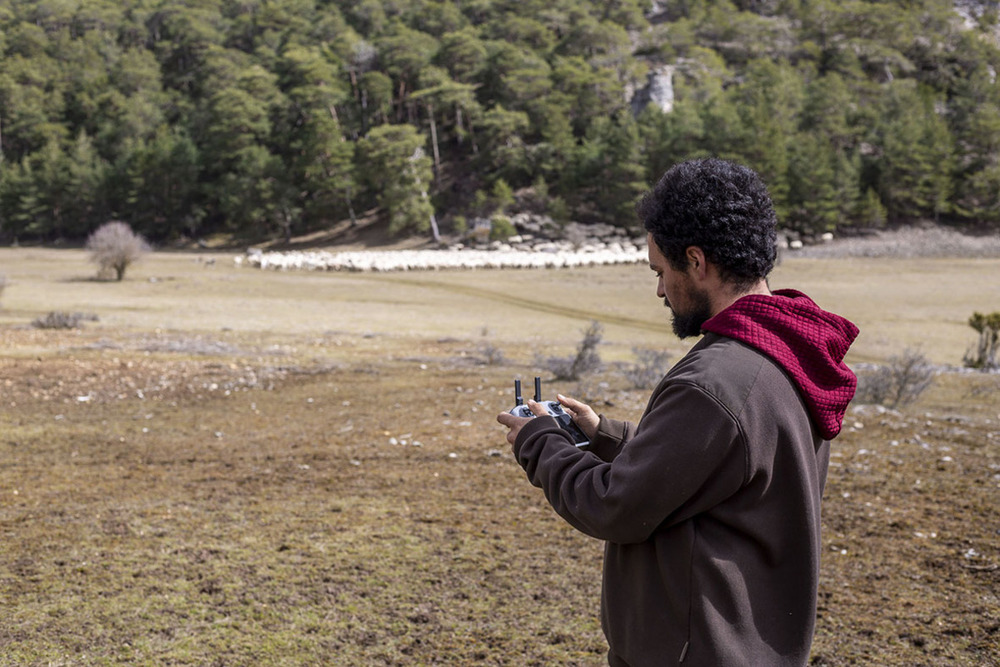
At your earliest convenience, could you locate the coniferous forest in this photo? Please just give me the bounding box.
[2,0,1000,245]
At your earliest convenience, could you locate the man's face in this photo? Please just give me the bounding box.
[647,234,713,339]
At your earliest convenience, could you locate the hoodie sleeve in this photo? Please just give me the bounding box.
[587,415,636,462]
[513,381,748,544]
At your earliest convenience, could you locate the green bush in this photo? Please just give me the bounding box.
[547,196,571,225]
[471,189,489,216]
[491,179,514,213]
[489,214,516,241]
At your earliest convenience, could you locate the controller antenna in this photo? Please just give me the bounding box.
[514,379,523,406]
[534,377,542,402]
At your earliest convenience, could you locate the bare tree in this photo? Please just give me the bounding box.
[86,221,151,281]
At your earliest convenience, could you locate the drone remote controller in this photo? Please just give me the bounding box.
[510,377,590,448]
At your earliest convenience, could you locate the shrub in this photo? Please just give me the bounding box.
[571,378,608,406]
[547,195,570,225]
[624,347,672,389]
[478,327,506,365]
[855,187,887,229]
[491,179,514,212]
[522,175,549,212]
[32,311,99,329]
[481,342,506,365]
[471,189,489,216]
[469,217,492,244]
[489,214,516,241]
[855,348,935,409]
[963,311,1000,371]
[86,221,151,281]
[537,320,603,381]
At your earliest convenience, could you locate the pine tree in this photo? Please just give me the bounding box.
[358,124,435,237]
[874,82,954,222]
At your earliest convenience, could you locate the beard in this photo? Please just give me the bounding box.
[666,286,714,339]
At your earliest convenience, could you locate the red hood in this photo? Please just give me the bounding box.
[701,289,859,439]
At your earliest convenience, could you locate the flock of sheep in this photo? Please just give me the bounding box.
[237,241,648,272]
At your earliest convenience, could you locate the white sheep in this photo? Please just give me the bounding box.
[238,245,647,273]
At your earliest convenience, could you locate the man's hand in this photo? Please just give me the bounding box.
[556,394,599,441]
[496,399,551,447]
[496,395,600,448]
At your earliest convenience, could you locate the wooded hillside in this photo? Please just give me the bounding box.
[1,0,999,244]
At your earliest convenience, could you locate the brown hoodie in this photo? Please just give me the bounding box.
[513,292,857,666]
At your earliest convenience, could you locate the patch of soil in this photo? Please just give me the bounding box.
[0,326,997,665]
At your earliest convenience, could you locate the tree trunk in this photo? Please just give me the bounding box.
[349,68,359,102]
[396,80,407,122]
[427,102,441,175]
[468,117,479,155]
[428,202,440,243]
[360,89,368,134]
[344,187,357,227]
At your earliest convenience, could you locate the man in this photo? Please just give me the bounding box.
[497,158,859,666]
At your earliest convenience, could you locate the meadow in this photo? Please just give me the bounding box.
[0,247,997,665]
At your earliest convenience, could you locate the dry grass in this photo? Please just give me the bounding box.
[3,248,998,365]
[0,248,997,665]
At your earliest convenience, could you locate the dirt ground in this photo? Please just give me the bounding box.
[0,322,997,665]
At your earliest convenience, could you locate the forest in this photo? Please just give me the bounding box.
[1,0,1000,245]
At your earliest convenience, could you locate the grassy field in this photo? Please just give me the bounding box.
[0,248,998,665]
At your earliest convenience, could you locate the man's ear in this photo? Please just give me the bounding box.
[686,246,708,279]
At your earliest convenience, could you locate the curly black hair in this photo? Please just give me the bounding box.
[637,158,777,289]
